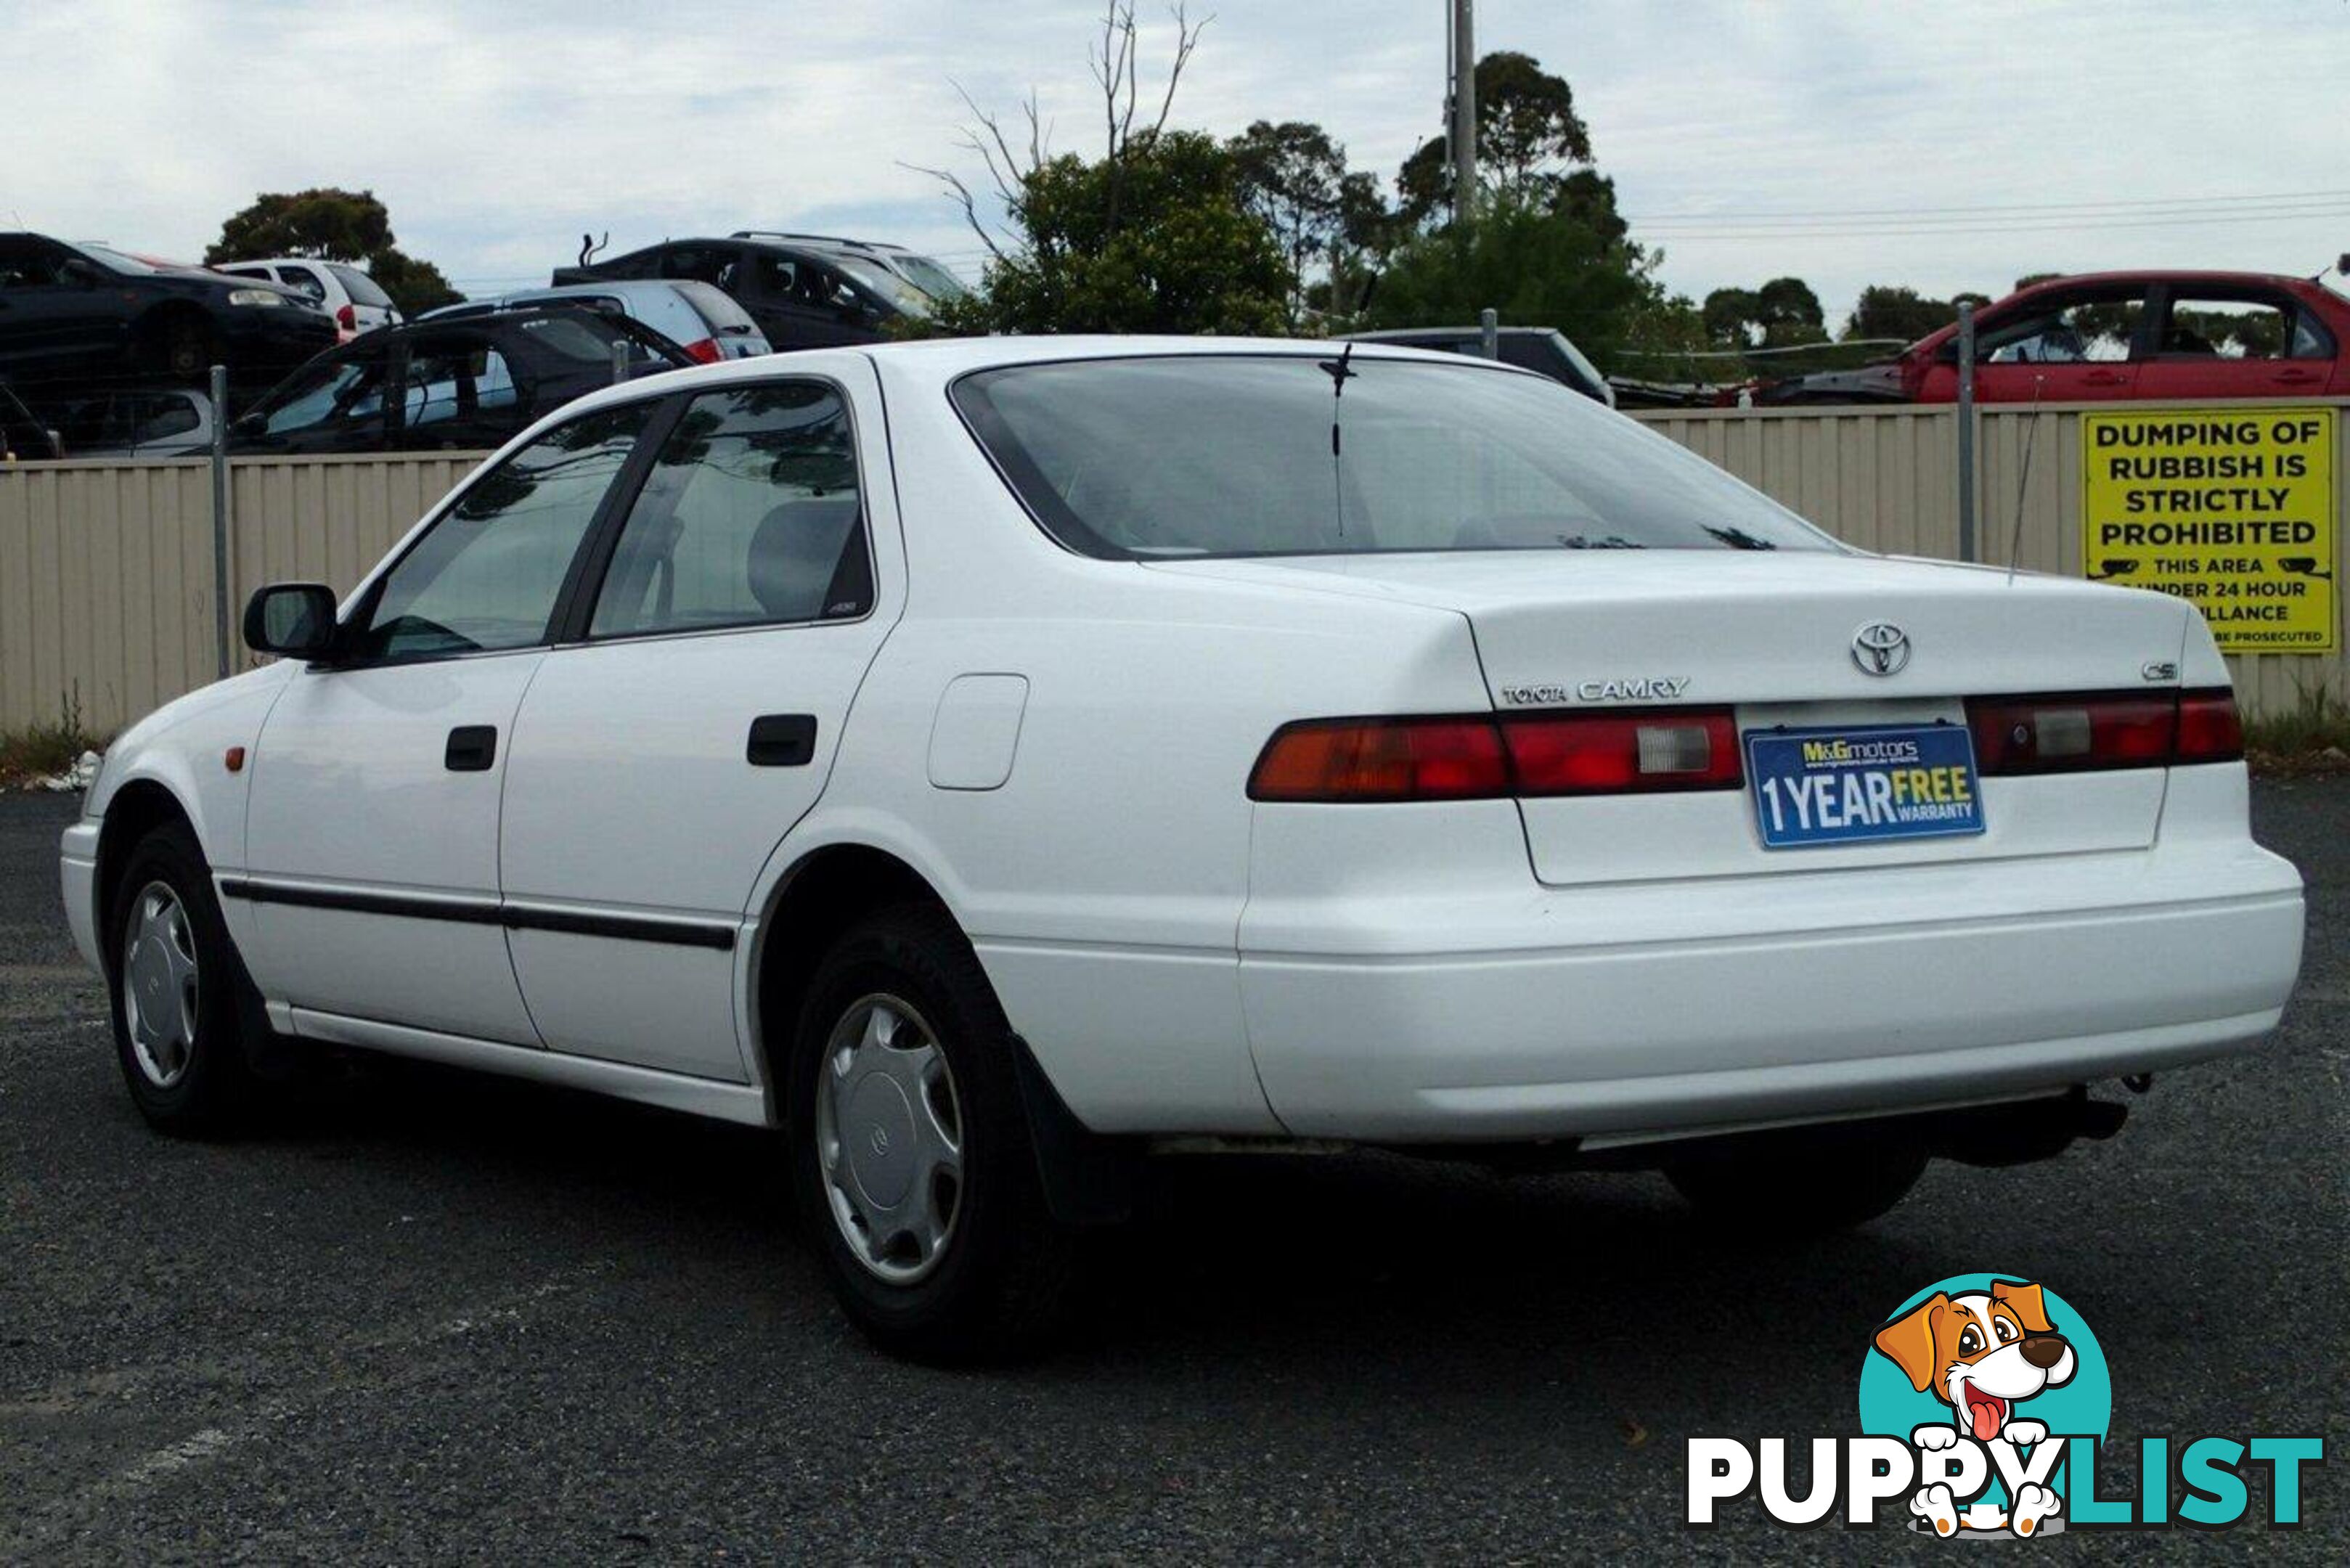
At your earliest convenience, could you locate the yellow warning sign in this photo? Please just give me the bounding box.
[2081,407,2335,653]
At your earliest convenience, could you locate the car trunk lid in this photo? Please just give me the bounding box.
[1154,550,2198,885]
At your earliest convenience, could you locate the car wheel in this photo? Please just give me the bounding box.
[788,904,1077,1362]
[1666,1132,1927,1235]
[107,820,261,1135]
[154,317,217,387]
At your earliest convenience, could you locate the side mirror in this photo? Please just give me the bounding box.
[58,258,103,289]
[242,582,338,658]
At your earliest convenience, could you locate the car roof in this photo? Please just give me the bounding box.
[561,333,1526,408]
[1904,268,2339,353]
[1345,326,1559,341]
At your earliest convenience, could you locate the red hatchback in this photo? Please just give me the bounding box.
[1774,270,2350,404]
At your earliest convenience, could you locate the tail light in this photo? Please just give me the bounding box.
[2174,688,2245,762]
[335,303,357,332]
[1248,718,1508,802]
[1248,709,1741,802]
[681,337,724,364]
[1504,709,1741,794]
[1967,687,2241,774]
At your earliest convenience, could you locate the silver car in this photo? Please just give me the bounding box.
[425,279,770,362]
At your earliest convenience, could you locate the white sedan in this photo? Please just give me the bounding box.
[60,338,2304,1358]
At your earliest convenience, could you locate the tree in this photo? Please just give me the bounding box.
[1844,285,1955,343]
[1365,195,1663,364]
[1396,51,1594,228]
[1701,277,1825,348]
[929,130,1290,336]
[205,187,460,316]
[913,4,1292,336]
[1228,122,1344,287]
[1228,121,1400,328]
[361,250,461,316]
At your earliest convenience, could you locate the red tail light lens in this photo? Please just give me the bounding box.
[1967,688,2240,773]
[2175,688,2244,762]
[335,303,357,331]
[1504,709,1742,794]
[682,337,723,364]
[1249,718,1509,802]
[1248,709,1742,801]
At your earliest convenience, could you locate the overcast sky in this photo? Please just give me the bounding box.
[12,0,2349,328]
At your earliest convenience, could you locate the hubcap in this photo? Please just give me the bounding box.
[121,881,200,1089]
[815,993,965,1284]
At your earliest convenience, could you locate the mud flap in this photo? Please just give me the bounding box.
[1010,1034,1135,1226]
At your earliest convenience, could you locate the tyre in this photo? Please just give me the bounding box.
[788,904,1077,1362]
[148,315,216,387]
[1666,1130,1927,1235]
[106,820,261,1135]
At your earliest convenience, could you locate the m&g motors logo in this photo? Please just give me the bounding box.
[1686,1275,2322,1536]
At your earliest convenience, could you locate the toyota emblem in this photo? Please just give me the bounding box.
[1851,622,1911,677]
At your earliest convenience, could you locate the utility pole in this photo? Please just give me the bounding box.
[1450,0,1476,226]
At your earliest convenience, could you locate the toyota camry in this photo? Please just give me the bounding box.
[60,338,2306,1358]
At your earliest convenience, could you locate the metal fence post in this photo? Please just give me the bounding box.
[209,364,231,680]
[1478,307,1498,360]
[1956,302,1976,563]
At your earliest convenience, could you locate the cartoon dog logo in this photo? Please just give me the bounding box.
[1872,1280,2077,1537]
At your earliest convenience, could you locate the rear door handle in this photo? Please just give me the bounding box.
[2276,368,2322,385]
[2081,369,2127,386]
[747,714,817,767]
[444,724,498,772]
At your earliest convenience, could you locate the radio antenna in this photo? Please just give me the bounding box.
[2005,374,2046,586]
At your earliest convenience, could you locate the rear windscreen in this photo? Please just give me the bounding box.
[327,264,394,308]
[671,280,759,333]
[952,354,1833,560]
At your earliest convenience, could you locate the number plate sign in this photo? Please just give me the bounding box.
[1745,724,1984,849]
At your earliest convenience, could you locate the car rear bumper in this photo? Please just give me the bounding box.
[59,820,102,974]
[1238,837,2305,1142]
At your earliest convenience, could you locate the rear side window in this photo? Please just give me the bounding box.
[589,383,868,637]
[327,264,393,309]
[402,339,518,426]
[513,311,669,369]
[277,266,329,301]
[355,403,650,662]
[2161,293,2314,360]
[128,394,200,444]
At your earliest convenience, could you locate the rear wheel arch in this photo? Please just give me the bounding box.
[754,844,959,1097]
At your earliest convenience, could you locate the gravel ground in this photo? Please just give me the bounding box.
[1,785,2341,1562]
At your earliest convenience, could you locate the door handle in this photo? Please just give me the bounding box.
[746,714,817,767]
[2275,368,2322,385]
[2081,369,2126,386]
[444,724,498,772]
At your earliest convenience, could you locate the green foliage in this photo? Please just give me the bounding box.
[359,249,461,316]
[930,131,1292,337]
[2243,679,2350,767]
[0,691,102,789]
[1398,51,1594,226]
[204,187,460,316]
[1366,196,1660,362]
[1845,285,1957,343]
[1228,121,1400,327]
[1701,277,1827,348]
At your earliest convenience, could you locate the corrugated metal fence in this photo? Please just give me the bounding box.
[3,399,2344,734]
